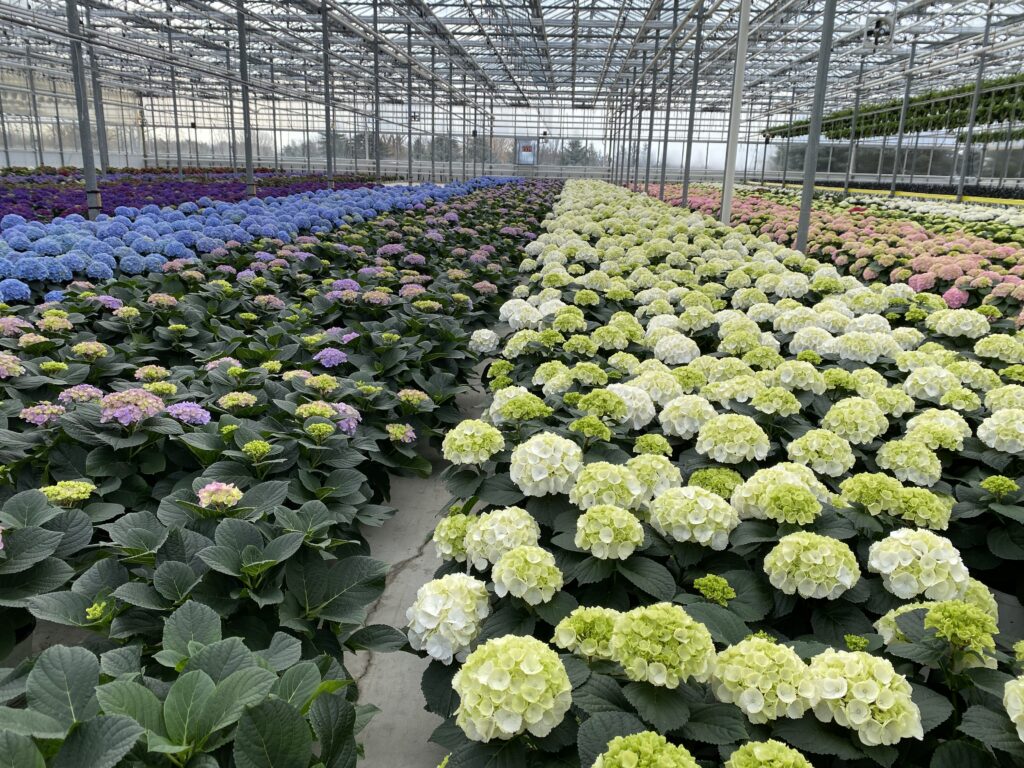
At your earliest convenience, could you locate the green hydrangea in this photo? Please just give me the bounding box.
[569,462,644,511]
[442,420,506,464]
[751,386,802,417]
[609,603,716,687]
[492,545,564,605]
[553,606,621,660]
[890,487,952,530]
[510,432,584,496]
[593,732,698,768]
[693,574,735,606]
[725,740,814,768]
[627,454,683,506]
[696,414,770,464]
[875,439,942,487]
[498,393,553,422]
[242,440,272,462]
[578,389,628,422]
[963,577,999,621]
[839,473,904,516]
[575,505,645,560]
[687,467,743,499]
[764,532,860,600]
[809,649,923,746]
[981,475,1019,499]
[40,480,96,507]
[568,416,613,442]
[844,634,870,652]
[452,635,571,741]
[633,434,672,456]
[731,464,828,525]
[924,599,997,667]
[433,513,472,563]
[306,423,336,442]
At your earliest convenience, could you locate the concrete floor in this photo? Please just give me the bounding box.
[351,387,488,768]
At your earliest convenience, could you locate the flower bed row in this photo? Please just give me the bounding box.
[0,177,520,303]
[0,178,561,766]
[0,170,379,222]
[408,180,1024,768]
[651,183,1024,323]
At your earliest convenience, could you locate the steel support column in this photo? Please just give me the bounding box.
[0,87,10,168]
[320,1,333,185]
[843,57,865,194]
[65,0,102,218]
[461,74,467,180]
[957,0,994,202]
[720,0,751,225]
[681,4,704,207]
[889,39,917,197]
[139,95,148,168]
[83,10,110,173]
[448,60,454,182]
[659,0,680,200]
[633,51,647,186]
[403,25,412,182]
[236,0,256,196]
[372,0,381,178]
[51,79,65,167]
[760,91,773,182]
[166,5,183,178]
[430,47,436,182]
[795,0,836,252]
[270,62,279,169]
[644,29,660,190]
[25,46,45,167]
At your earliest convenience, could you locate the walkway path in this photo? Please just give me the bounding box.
[351,387,487,768]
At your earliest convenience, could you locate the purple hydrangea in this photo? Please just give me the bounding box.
[313,348,348,368]
[57,384,104,404]
[331,279,360,292]
[20,401,65,426]
[93,295,124,310]
[99,388,164,426]
[166,401,212,426]
[333,403,361,436]
[205,357,241,371]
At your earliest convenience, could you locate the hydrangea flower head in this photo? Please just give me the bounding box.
[492,545,564,604]
[442,420,505,464]
[867,529,968,600]
[553,606,621,660]
[509,432,583,496]
[725,740,814,768]
[574,504,644,560]
[610,603,716,687]
[406,573,490,664]
[196,481,243,510]
[464,506,540,570]
[593,732,699,768]
[712,635,817,723]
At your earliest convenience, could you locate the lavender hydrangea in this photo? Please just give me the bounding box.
[99,388,164,426]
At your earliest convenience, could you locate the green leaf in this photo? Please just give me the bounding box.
[571,556,616,585]
[308,694,357,768]
[184,637,259,682]
[577,711,645,767]
[0,527,63,575]
[259,632,303,672]
[100,645,143,679]
[622,682,690,732]
[965,667,1015,700]
[51,715,144,768]
[533,591,578,626]
[27,591,92,626]
[677,702,748,745]
[912,684,953,734]
[573,673,631,715]
[958,705,1024,758]
[0,558,74,607]
[152,561,201,602]
[345,624,408,652]
[0,731,45,768]
[200,666,278,734]
[233,698,313,768]
[810,603,873,647]
[272,662,321,709]
[96,680,165,735]
[421,660,459,718]
[615,557,676,601]
[162,600,222,658]
[930,740,996,768]
[682,603,750,644]
[476,475,525,506]
[449,739,527,768]
[26,645,99,728]
[771,716,865,759]
[0,706,66,738]
[720,570,772,621]
[163,670,216,746]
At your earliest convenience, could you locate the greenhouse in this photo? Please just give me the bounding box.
[1,0,1024,767]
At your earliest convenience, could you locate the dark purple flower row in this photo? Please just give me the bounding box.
[0,170,378,221]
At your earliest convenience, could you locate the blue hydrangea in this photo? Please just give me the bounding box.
[14,257,52,281]
[1,214,27,230]
[85,261,114,280]
[44,290,65,303]
[0,279,31,302]
[47,260,73,282]
[118,254,146,275]
[0,258,14,278]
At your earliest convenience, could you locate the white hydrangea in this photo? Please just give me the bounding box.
[509,432,583,496]
[875,438,942,486]
[821,397,889,445]
[903,366,960,403]
[985,385,1024,413]
[659,395,718,442]
[442,419,506,464]
[696,414,770,464]
[406,573,490,664]
[978,408,1024,453]
[649,486,740,550]
[867,528,969,600]
[630,369,684,406]
[627,454,683,506]
[730,463,830,523]
[607,383,657,430]
[786,429,856,477]
[1005,675,1024,742]
[487,386,531,424]
[809,649,923,746]
[925,308,990,339]
[464,506,541,570]
[789,327,836,356]
[498,299,543,330]
[833,332,901,365]
[653,333,701,365]
[773,361,827,394]
[468,329,500,354]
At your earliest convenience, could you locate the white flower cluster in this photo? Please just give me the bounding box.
[649,486,740,550]
[696,414,771,464]
[659,394,717,439]
[492,545,564,604]
[867,529,969,600]
[464,506,541,570]
[568,461,644,510]
[763,532,861,599]
[731,464,829,525]
[712,635,817,723]
[575,504,645,559]
[406,573,491,664]
[509,431,583,496]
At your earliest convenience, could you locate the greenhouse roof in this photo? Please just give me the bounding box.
[0,0,1023,138]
